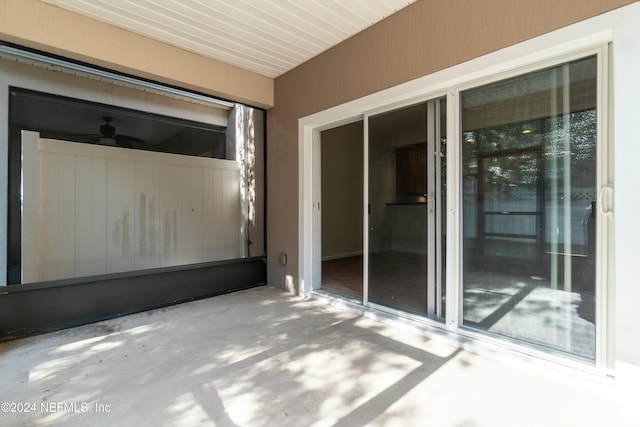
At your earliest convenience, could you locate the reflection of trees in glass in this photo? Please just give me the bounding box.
[462,109,596,194]
[569,110,596,163]
[543,109,596,197]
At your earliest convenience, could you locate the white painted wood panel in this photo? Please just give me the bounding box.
[75,156,107,277]
[134,161,160,270]
[182,166,205,264]
[38,151,77,281]
[21,135,242,282]
[57,153,76,280]
[106,157,135,274]
[39,152,61,280]
[203,168,223,261]
[222,169,241,259]
[158,164,183,267]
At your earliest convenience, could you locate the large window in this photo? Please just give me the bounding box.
[461,56,598,361]
[6,83,264,285]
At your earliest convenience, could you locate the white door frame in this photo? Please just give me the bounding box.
[299,20,614,292]
[298,9,624,372]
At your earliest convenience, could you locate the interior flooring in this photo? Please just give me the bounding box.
[322,253,428,315]
[321,255,363,298]
[322,253,595,360]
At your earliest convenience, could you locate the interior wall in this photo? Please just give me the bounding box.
[268,0,634,291]
[0,0,273,108]
[367,128,396,254]
[320,121,363,260]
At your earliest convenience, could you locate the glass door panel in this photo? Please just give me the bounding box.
[320,121,364,299]
[461,56,597,361]
[367,98,446,321]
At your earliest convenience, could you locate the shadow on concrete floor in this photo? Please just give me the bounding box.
[0,286,633,427]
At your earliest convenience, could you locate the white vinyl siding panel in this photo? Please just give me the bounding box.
[75,156,108,277]
[158,164,183,267]
[182,166,205,265]
[222,167,242,259]
[21,132,241,283]
[106,157,135,274]
[39,151,76,280]
[134,161,161,271]
[203,168,223,262]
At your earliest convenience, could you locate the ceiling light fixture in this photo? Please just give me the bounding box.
[521,123,535,134]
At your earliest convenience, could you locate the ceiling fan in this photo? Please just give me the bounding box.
[85,116,145,148]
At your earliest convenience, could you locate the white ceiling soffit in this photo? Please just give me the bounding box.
[41,0,416,78]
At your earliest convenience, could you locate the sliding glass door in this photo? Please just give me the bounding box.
[320,121,364,298]
[314,50,607,365]
[460,56,599,361]
[366,98,446,321]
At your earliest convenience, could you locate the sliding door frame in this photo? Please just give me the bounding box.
[362,98,445,319]
[299,23,615,373]
[451,46,610,369]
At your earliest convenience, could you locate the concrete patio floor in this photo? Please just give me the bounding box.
[0,285,636,427]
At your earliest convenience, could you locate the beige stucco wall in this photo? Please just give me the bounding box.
[267,0,635,291]
[0,0,273,108]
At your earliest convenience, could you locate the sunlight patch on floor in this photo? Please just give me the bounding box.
[166,392,214,426]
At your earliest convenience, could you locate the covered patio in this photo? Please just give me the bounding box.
[0,286,634,426]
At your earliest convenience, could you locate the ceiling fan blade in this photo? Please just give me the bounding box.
[84,136,102,144]
[116,134,144,146]
[114,135,134,148]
